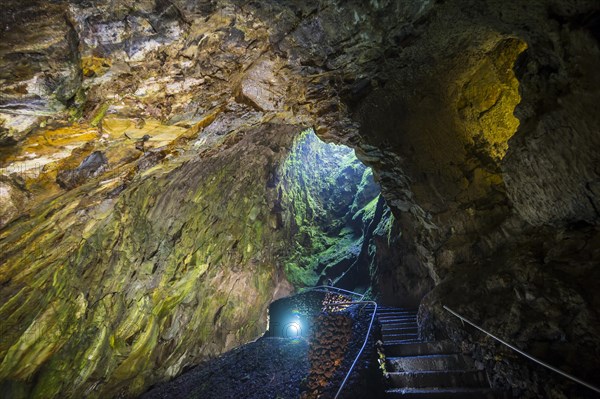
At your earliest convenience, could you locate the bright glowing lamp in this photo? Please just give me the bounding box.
[285,315,303,339]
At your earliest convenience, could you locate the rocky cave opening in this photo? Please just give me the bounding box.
[1,1,600,399]
[278,128,385,293]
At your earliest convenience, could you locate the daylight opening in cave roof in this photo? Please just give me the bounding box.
[279,128,385,293]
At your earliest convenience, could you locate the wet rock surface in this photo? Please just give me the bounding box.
[301,306,380,399]
[278,129,386,289]
[0,123,299,398]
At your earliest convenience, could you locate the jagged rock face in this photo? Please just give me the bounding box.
[278,129,383,288]
[504,27,600,226]
[420,225,600,398]
[1,0,599,397]
[303,312,353,398]
[336,0,600,395]
[302,307,377,399]
[371,212,435,308]
[0,1,81,144]
[0,2,396,396]
[0,122,298,398]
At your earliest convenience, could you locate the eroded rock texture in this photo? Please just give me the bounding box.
[1,0,599,398]
[302,308,378,399]
[0,122,298,398]
[278,129,384,289]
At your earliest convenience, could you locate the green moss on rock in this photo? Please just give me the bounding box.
[278,129,381,288]
[0,124,298,398]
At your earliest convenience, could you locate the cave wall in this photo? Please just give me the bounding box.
[504,24,600,226]
[0,2,407,396]
[245,0,600,394]
[0,122,297,398]
[0,0,599,397]
[336,0,600,396]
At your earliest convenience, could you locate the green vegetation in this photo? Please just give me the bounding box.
[278,129,381,287]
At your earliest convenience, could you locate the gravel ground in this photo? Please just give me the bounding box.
[140,337,309,399]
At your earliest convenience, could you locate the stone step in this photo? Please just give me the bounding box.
[382,326,419,334]
[388,370,489,389]
[379,316,418,322]
[385,339,423,345]
[377,316,417,323]
[367,307,414,313]
[377,316,417,324]
[377,310,418,315]
[385,387,501,398]
[384,341,459,357]
[377,308,416,313]
[383,333,420,341]
[387,354,473,372]
[382,322,418,330]
[373,311,415,316]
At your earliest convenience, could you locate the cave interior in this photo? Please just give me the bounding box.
[0,0,599,398]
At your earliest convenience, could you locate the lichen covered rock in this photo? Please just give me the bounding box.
[0,123,298,398]
[278,129,383,288]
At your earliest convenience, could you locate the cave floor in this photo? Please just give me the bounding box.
[140,337,309,399]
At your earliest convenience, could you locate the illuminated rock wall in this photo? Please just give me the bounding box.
[277,129,383,289]
[0,123,297,398]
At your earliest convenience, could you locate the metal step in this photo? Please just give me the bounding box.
[387,354,473,372]
[388,370,489,389]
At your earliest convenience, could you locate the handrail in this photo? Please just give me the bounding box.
[329,300,377,399]
[300,285,366,301]
[444,305,600,394]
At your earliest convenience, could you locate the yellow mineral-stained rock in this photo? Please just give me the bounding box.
[81,56,112,78]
